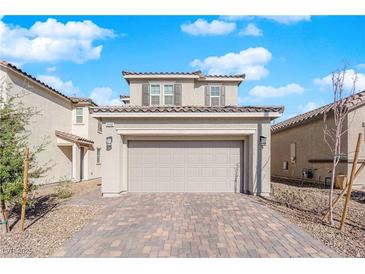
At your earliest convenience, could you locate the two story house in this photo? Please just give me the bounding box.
[0,61,102,185]
[91,71,284,196]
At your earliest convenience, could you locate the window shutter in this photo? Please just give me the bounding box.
[220,86,226,106]
[174,83,182,105]
[142,83,150,106]
[205,86,210,106]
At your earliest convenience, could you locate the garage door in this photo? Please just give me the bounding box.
[128,140,242,192]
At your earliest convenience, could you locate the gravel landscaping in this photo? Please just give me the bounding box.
[0,179,102,258]
[252,180,365,258]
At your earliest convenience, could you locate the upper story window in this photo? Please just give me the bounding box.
[163,84,174,105]
[97,120,102,133]
[210,86,221,106]
[75,107,83,124]
[150,84,161,105]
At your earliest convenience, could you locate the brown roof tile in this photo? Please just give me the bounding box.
[91,105,284,114]
[122,70,245,79]
[69,96,97,106]
[55,130,94,145]
[271,90,365,133]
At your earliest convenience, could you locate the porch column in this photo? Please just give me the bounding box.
[72,144,80,181]
[101,125,123,196]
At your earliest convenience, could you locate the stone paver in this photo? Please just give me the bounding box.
[53,193,339,258]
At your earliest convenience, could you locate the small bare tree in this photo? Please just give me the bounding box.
[323,66,357,225]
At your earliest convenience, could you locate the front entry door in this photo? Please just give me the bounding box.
[80,147,84,181]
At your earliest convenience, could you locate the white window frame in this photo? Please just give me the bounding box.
[210,85,221,106]
[75,107,83,124]
[96,148,101,165]
[150,83,161,105]
[163,83,174,105]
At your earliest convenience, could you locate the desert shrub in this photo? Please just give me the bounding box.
[55,180,73,199]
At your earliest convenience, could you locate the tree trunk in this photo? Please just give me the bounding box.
[0,199,9,234]
[329,157,337,225]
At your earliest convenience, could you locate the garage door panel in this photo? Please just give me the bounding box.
[128,140,242,192]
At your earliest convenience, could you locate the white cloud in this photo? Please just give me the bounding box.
[190,47,272,80]
[260,16,311,24]
[181,19,236,36]
[89,87,122,106]
[47,66,57,72]
[249,83,304,98]
[313,69,365,92]
[37,74,79,96]
[298,101,318,113]
[356,64,365,70]
[239,23,263,37]
[0,18,115,64]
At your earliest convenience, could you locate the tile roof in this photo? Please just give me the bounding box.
[69,96,97,106]
[55,130,94,145]
[0,60,98,106]
[1,60,71,102]
[91,105,284,114]
[271,90,365,133]
[122,71,203,76]
[122,70,245,79]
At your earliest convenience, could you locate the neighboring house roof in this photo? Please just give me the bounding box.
[55,130,94,145]
[69,96,97,106]
[91,105,284,114]
[0,60,98,106]
[122,70,245,85]
[271,90,365,134]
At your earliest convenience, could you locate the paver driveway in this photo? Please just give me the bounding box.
[54,193,338,258]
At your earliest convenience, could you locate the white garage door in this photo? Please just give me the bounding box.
[128,140,242,192]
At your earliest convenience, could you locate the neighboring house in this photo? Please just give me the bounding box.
[91,71,283,196]
[271,90,365,188]
[0,61,103,184]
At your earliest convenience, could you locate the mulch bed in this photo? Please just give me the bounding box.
[253,180,365,257]
[0,180,101,258]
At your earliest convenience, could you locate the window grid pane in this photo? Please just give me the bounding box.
[76,108,83,115]
[164,96,173,105]
[164,85,174,95]
[151,95,160,105]
[211,86,220,97]
[211,97,220,106]
[150,85,160,95]
[76,115,83,123]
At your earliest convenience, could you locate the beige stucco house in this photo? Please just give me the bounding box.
[0,61,103,184]
[91,71,284,196]
[271,90,365,188]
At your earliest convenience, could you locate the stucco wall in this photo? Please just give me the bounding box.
[1,67,102,184]
[129,78,238,106]
[99,116,272,196]
[87,114,102,180]
[1,68,74,184]
[271,115,348,183]
[347,105,365,186]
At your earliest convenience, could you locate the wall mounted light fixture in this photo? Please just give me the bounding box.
[259,135,267,146]
[106,136,113,151]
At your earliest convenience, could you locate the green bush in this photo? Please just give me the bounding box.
[55,181,73,199]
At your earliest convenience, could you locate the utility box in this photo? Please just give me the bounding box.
[335,175,347,189]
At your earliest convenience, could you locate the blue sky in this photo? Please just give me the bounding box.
[1,15,365,121]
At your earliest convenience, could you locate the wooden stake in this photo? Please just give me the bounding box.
[321,162,364,221]
[20,147,29,232]
[339,133,363,231]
